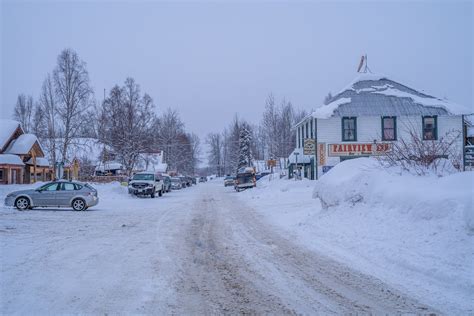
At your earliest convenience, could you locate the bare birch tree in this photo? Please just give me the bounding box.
[38,74,58,167]
[53,48,93,164]
[13,94,34,132]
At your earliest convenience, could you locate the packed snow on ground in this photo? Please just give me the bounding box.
[0,182,188,314]
[242,158,473,314]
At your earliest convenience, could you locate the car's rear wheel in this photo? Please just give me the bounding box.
[158,190,163,197]
[15,197,30,210]
[72,198,87,211]
[151,191,156,198]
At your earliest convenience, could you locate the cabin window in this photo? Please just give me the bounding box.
[310,119,313,138]
[423,116,438,140]
[342,117,357,141]
[0,169,3,181]
[382,116,397,141]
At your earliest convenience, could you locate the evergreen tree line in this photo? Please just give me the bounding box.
[206,94,307,176]
[12,48,200,176]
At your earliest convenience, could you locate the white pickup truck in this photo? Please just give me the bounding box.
[128,172,164,198]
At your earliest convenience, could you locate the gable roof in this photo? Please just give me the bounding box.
[4,134,44,156]
[0,119,23,152]
[301,73,472,124]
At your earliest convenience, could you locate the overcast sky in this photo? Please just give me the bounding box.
[1,1,473,143]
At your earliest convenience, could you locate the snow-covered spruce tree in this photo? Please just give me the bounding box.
[237,126,253,170]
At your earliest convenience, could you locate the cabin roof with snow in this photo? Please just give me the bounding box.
[0,154,25,166]
[0,119,24,152]
[296,73,472,127]
[4,133,45,157]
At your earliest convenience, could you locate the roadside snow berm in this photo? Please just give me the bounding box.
[313,157,474,231]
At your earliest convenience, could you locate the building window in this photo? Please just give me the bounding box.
[382,116,397,141]
[306,122,309,139]
[423,116,438,140]
[0,169,3,181]
[310,119,313,138]
[342,117,357,141]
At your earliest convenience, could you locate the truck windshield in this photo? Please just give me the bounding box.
[132,174,154,181]
[237,174,253,183]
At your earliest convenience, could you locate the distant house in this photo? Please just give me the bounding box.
[290,73,473,179]
[0,119,51,184]
[137,151,168,173]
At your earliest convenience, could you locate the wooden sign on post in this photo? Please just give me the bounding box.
[303,139,316,155]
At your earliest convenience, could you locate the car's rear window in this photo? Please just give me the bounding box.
[84,184,96,191]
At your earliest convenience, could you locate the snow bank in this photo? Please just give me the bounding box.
[241,161,474,314]
[313,157,473,230]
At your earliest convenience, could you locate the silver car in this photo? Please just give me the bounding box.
[4,180,99,211]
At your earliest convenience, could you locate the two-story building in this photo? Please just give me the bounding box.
[289,73,472,179]
[0,119,52,184]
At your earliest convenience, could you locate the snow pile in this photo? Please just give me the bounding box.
[241,160,474,314]
[313,158,473,230]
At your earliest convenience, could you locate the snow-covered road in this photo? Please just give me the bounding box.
[1,181,438,314]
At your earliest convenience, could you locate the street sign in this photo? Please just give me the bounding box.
[303,139,316,155]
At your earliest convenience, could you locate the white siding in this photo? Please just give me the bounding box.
[312,115,464,173]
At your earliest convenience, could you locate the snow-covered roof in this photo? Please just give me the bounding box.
[298,73,472,125]
[0,119,22,150]
[95,161,123,172]
[4,134,42,155]
[153,163,168,173]
[288,147,312,164]
[26,157,50,167]
[49,137,107,164]
[0,154,25,165]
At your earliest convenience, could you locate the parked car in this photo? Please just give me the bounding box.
[199,176,207,183]
[224,175,235,187]
[128,172,163,198]
[171,177,183,190]
[235,167,256,192]
[157,173,172,193]
[192,177,197,185]
[4,180,99,211]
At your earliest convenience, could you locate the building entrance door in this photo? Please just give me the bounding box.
[11,169,17,184]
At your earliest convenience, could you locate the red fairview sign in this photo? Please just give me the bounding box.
[328,143,392,157]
